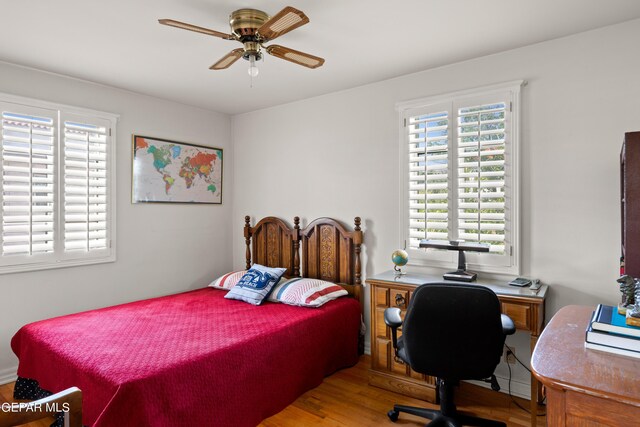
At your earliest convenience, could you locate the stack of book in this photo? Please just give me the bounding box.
[585,304,640,358]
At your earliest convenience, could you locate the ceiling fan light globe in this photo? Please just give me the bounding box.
[248,55,259,77]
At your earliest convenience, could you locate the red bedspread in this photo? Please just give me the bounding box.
[11,288,360,426]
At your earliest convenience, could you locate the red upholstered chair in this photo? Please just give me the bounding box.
[0,387,82,427]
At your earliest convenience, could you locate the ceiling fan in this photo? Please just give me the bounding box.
[159,6,325,77]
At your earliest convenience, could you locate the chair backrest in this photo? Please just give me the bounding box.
[402,282,505,381]
[0,387,82,427]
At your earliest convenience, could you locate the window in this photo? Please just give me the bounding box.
[398,81,522,274]
[0,93,117,274]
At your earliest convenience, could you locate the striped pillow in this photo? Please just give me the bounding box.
[208,270,246,290]
[268,278,348,307]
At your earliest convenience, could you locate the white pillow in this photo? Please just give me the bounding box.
[208,270,246,290]
[268,277,348,307]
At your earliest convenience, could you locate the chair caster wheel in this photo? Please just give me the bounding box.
[387,409,399,422]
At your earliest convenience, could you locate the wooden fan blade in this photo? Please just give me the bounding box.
[265,45,324,69]
[210,49,244,70]
[257,6,309,41]
[158,19,234,40]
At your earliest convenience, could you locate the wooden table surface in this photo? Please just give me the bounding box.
[531,305,640,407]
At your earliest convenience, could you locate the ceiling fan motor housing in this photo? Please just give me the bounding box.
[229,9,268,39]
[229,9,269,60]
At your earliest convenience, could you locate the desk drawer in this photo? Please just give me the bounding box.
[374,286,390,307]
[501,301,531,330]
[374,286,409,308]
[390,288,409,309]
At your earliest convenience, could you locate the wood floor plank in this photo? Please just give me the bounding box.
[260,356,545,427]
[0,356,545,426]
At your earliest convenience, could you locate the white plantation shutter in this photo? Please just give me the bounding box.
[0,94,117,274]
[407,106,450,250]
[62,117,110,255]
[400,82,521,274]
[1,106,57,262]
[456,102,507,254]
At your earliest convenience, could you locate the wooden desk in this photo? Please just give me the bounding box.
[367,271,547,427]
[532,305,640,426]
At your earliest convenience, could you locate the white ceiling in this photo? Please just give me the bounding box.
[2,0,640,115]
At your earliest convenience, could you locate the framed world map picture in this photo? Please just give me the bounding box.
[132,135,223,204]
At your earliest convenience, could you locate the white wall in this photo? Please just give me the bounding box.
[2,16,639,397]
[0,62,232,380]
[232,19,640,395]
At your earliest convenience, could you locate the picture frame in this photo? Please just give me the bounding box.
[131,135,223,204]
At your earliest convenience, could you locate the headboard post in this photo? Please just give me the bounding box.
[353,217,363,287]
[244,215,252,270]
[293,216,301,277]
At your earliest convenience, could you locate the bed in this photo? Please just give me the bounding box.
[11,216,364,427]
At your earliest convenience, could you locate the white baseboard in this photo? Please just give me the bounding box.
[0,366,17,385]
[364,342,371,356]
[466,374,530,400]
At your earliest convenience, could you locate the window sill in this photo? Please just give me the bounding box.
[406,258,520,277]
[0,254,116,275]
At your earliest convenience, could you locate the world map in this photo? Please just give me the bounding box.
[132,136,223,203]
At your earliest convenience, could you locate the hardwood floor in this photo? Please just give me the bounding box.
[0,356,545,426]
[261,356,545,426]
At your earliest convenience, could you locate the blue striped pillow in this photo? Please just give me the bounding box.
[224,264,286,305]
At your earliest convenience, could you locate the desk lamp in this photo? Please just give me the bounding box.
[419,239,490,282]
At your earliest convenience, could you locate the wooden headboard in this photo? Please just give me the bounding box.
[244,216,299,278]
[244,216,363,303]
[299,217,363,303]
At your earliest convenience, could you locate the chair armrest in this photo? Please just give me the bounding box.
[501,314,516,335]
[384,307,403,328]
[384,307,403,358]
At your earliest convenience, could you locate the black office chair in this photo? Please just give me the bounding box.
[384,282,516,427]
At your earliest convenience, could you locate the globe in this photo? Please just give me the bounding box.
[391,249,409,267]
